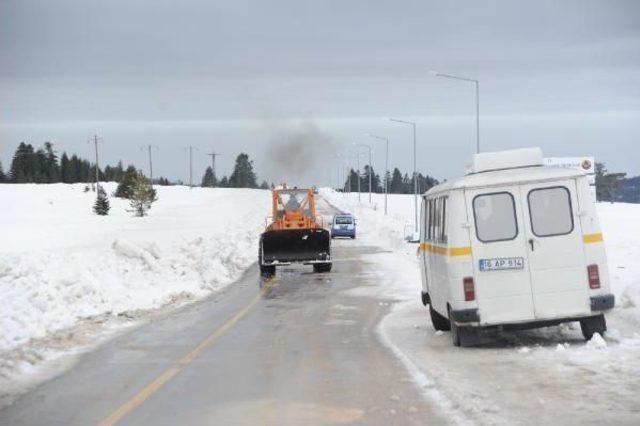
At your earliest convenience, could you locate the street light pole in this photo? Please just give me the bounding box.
[390,118,418,231]
[430,71,480,153]
[367,134,389,215]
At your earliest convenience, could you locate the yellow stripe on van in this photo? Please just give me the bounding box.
[448,246,472,256]
[583,233,604,244]
[419,243,472,256]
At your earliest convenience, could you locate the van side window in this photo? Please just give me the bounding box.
[473,192,518,243]
[527,186,574,237]
[429,199,435,241]
[421,198,427,241]
[434,198,441,242]
[440,197,447,243]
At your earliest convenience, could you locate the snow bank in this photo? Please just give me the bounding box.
[0,184,269,353]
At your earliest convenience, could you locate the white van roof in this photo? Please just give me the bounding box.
[426,148,587,196]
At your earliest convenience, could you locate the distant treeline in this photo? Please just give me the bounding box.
[0,141,269,189]
[0,142,151,184]
[342,165,439,194]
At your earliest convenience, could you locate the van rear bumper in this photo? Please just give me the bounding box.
[450,308,480,323]
[453,293,614,327]
[591,294,615,311]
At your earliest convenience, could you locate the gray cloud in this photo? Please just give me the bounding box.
[1,0,639,182]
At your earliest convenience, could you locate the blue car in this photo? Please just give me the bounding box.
[331,214,356,239]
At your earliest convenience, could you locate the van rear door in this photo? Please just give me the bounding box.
[466,186,535,324]
[519,180,590,319]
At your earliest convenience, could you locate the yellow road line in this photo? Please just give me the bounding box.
[100,278,276,426]
[583,233,604,244]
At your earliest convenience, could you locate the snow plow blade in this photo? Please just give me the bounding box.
[260,228,331,264]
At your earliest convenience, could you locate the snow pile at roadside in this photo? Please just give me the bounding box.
[0,184,270,353]
[596,202,640,330]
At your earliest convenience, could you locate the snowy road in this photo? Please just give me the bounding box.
[2,194,639,425]
[0,202,449,425]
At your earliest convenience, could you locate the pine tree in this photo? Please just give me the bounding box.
[361,165,382,193]
[60,152,72,183]
[93,185,111,215]
[43,142,60,183]
[343,169,359,191]
[201,166,215,187]
[389,168,404,193]
[115,166,139,198]
[218,176,228,187]
[228,153,258,188]
[0,161,5,183]
[259,180,270,189]
[128,172,158,217]
[9,142,35,183]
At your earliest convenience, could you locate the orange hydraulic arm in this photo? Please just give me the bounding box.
[267,188,320,231]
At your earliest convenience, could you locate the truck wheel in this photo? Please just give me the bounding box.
[430,305,451,331]
[580,315,607,340]
[313,263,332,273]
[260,264,276,277]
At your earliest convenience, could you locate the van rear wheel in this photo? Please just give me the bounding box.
[580,314,607,340]
[448,306,477,347]
[430,305,451,331]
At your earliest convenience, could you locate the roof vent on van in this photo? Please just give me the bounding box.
[467,147,544,174]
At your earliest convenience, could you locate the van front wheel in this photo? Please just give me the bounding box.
[430,305,451,331]
[580,315,607,341]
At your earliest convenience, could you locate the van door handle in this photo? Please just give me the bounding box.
[528,238,535,251]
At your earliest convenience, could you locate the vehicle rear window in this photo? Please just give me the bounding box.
[335,216,353,224]
[527,186,574,237]
[473,192,518,243]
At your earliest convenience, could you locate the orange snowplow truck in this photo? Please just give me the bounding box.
[259,187,332,276]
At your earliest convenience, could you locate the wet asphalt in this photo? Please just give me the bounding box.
[0,204,447,425]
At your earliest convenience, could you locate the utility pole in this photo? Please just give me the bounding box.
[88,134,102,194]
[206,152,221,186]
[141,145,158,184]
[185,146,198,188]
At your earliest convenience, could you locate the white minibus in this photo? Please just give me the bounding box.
[419,148,614,346]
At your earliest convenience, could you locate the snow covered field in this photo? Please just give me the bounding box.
[0,183,269,399]
[321,188,640,423]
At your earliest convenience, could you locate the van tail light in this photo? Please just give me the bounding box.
[587,264,601,289]
[463,277,475,301]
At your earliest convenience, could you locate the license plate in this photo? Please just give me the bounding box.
[479,257,524,271]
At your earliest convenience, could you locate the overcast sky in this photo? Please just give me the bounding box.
[1,0,639,185]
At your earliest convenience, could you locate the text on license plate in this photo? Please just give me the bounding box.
[479,257,524,271]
